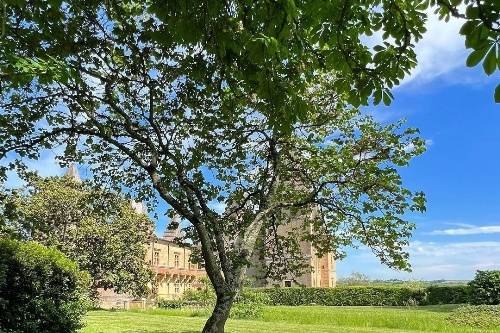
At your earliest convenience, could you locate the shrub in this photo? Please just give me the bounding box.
[182,286,216,307]
[425,285,470,305]
[229,289,271,320]
[469,270,500,305]
[236,289,271,305]
[447,305,500,329]
[157,288,270,319]
[230,302,264,319]
[156,298,186,309]
[0,239,89,333]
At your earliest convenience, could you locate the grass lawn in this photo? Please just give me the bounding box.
[81,305,500,333]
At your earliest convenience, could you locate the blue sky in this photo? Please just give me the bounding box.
[341,70,499,281]
[338,12,500,280]
[4,13,499,281]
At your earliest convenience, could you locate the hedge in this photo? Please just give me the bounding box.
[0,239,89,333]
[426,285,470,305]
[254,285,471,306]
[258,286,426,306]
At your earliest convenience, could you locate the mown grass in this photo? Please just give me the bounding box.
[81,305,500,333]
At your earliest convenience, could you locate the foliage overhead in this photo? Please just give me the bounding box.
[0,0,498,124]
[3,175,155,298]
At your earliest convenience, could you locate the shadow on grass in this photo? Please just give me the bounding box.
[123,331,199,333]
[411,304,462,313]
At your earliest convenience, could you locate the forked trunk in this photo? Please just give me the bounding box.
[202,293,235,333]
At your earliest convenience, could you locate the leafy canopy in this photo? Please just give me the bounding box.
[1,0,497,132]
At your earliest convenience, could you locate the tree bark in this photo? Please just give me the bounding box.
[202,293,235,333]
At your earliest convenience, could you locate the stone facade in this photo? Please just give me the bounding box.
[64,166,206,308]
[248,208,337,288]
[146,216,206,299]
[96,222,206,308]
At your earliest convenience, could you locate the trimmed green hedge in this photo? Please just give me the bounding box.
[259,286,426,306]
[0,239,89,333]
[254,285,471,306]
[426,286,470,305]
[157,289,271,320]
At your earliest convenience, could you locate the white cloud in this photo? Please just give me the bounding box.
[429,225,500,235]
[444,222,476,228]
[409,240,500,256]
[403,138,434,153]
[364,10,469,86]
[337,240,500,280]
[209,202,227,214]
[405,241,500,279]
[402,10,467,85]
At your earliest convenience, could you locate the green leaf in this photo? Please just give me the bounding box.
[483,47,497,75]
[465,6,479,19]
[373,89,382,105]
[495,84,500,103]
[459,21,477,36]
[497,46,500,70]
[466,47,489,67]
[382,91,391,106]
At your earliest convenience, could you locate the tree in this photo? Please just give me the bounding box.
[339,272,371,285]
[0,186,19,238]
[3,175,155,299]
[0,81,426,332]
[0,1,476,331]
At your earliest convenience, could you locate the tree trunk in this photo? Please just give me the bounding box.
[202,293,235,333]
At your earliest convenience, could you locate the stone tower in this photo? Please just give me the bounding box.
[65,164,81,183]
[130,200,147,215]
[163,213,185,242]
[247,206,336,288]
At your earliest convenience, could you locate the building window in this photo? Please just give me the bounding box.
[174,253,180,267]
[284,280,292,288]
[174,283,180,294]
[153,251,160,266]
